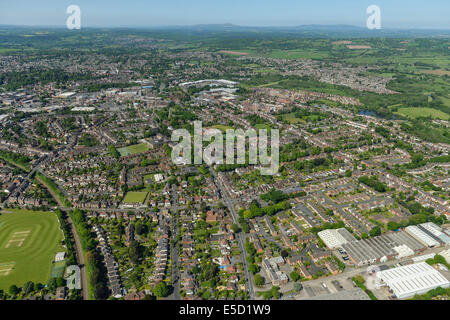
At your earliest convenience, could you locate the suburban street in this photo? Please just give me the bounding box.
[209,168,255,299]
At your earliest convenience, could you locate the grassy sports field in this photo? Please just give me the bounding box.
[0,209,65,290]
[394,107,449,120]
[122,192,148,204]
[118,143,150,157]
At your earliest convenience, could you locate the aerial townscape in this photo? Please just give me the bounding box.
[0,22,449,303]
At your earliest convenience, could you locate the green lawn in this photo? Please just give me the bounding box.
[122,192,148,204]
[394,107,449,120]
[0,209,65,290]
[211,124,233,132]
[118,143,150,156]
[281,113,302,124]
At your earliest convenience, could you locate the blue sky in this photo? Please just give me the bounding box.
[0,0,449,29]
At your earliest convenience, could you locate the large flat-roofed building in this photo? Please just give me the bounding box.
[405,225,440,247]
[419,222,450,245]
[341,231,426,266]
[376,262,450,299]
[318,228,356,249]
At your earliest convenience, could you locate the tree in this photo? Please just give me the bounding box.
[249,264,259,275]
[153,282,170,297]
[56,277,66,287]
[47,278,57,292]
[129,240,142,264]
[369,226,381,237]
[387,221,400,231]
[240,221,250,233]
[231,224,239,233]
[293,282,303,292]
[290,271,300,282]
[254,274,265,287]
[9,285,20,296]
[280,250,289,259]
[135,222,147,236]
[23,281,34,296]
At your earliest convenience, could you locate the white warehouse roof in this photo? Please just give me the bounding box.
[440,248,450,264]
[377,262,450,299]
[318,228,355,249]
[393,245,414,259]
[405,225,440,247]
[420,222,450,244]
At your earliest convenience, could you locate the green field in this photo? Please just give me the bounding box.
[0,209,65,290]
[211,124,233,132]
[118,143,150,156]
[122,192,148,204]
[267,49,329,59]
[394,107,449,120]
[281,113,302,124]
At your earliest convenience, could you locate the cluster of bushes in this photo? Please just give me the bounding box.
[85,250,109,299]
[256,286,281,300]
[241,200,291,219]
[69,209,108,299]
[245,239,259,275]
[411,287,450,300]
[54,209,76,265]
[108,144,120,158]
[0,150,31,171]
[358,175,388,193]
[68,209,96,251]
[425,255,450,269]
[260,188,306,204]
[294,157,332,172]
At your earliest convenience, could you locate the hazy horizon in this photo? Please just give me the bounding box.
[1,0,449,29]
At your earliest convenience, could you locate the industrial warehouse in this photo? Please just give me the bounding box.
[376,262,450,299]
[319,222,450,266]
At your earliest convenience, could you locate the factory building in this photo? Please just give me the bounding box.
[341,231,426,266]
[318,228,356,249]
[419,222,450,245]
[405,225,440,247]
[376,262,450,299]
